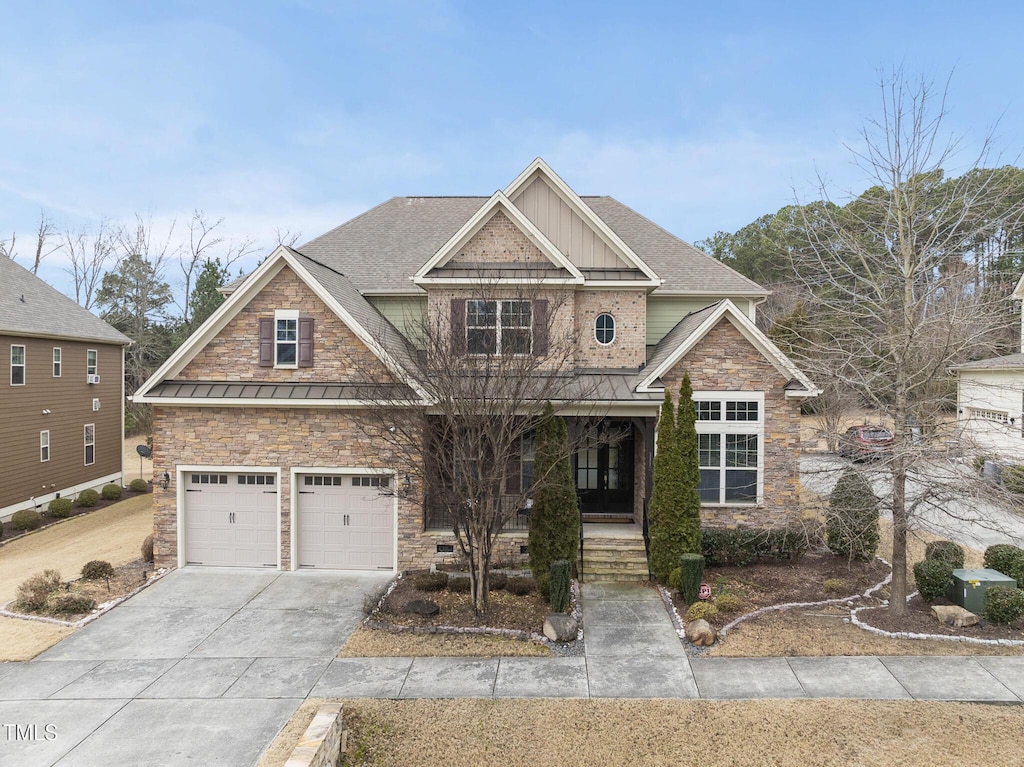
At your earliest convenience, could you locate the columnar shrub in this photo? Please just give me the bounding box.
[11,509,42,531]
[141,534,155,563]
[675,374,703,556]
[16,570,62,612]
[549,559,571,612]
[101,484,123,501]
[47,498,74,519]
[826,469,880,561]
[925,540,965,569]
[983,586,1024,624]
[679,553,705,604]
[76,489,100,508]
[528,403,579,581]
[648,390,684,582]
[913,559,953,602]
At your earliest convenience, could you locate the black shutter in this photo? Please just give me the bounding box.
[451,299,466,356]
[258,318,274,367]
[298,317,314,368]
[532,300,548,356]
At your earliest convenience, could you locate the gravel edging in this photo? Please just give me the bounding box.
[0,567,169,628]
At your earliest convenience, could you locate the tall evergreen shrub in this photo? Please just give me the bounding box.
[676,373,703,555]
[648,390,684,581]
[528,403,579,580]
[826,468,880,561]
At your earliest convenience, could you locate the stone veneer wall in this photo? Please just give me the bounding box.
[179,265,396,384]
[448,210,550,265]
[659,319,802,529]
[574,289,646,369]
[151,405,529,572]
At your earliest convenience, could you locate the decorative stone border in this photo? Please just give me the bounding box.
[0,567,169,628]
[849,604,1024,646]
[284,702,345,767]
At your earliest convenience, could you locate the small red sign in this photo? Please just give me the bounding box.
[698,583,712,600]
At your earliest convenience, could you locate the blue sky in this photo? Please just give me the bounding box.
[2,1,1022,302]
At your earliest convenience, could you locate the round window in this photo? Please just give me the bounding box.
[595,313,615,345]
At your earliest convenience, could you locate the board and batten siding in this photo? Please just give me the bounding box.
[646,297,755,347]
[365,296,428,349]
[0,335,123,517]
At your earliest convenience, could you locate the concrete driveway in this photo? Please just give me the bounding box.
[0,568,393,767]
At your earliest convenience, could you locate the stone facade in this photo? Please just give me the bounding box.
[180,265,396,384]
[660,318,802,529]
[574,289,646,369]
[448,210,550,266]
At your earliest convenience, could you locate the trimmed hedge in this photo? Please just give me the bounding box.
[11,509,42,531]
[412,572,448,592]
[101,484,123,501]
[913,559,953,602]
[701,527,809,567]
[76,489,100,508]
[925,540,965,569]
[983,586,1024,624]
[47,498,74,519]
[506,576,536,596]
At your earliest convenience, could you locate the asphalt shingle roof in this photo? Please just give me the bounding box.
[952,353,1024,371]
[0,256,131,344]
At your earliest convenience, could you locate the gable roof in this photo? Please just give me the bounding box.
[637,299,819,397]
[133,246,426,404]
[0,256,131,345]
[951,353,1024,373]
[413,191,583,285]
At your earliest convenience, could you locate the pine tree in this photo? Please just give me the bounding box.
[528,403,579,580]
[676,372,703,554]
[648,389,685,581]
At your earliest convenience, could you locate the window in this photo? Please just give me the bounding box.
[40,431,49,462]
[10,345,25,385]
[191,474,228,484]
[52,347,61,377]
[695,395,763,504]
[466,300,532,355]
[520,431,535,491]
[275,310,298,366]
[87,350,97,376]
[238,474,275,485]
[84,424,95,466]
[595,313,615,344]
[259,312,313,368]
[970,408,1009,423]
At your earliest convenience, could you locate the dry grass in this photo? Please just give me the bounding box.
[257,698,324,767]
[0,618,74,661]
[339,626,550,658]
[326,699,1024,767]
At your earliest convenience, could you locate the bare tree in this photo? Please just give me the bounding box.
[362,278,598,613]
[179,211,256,325]
[62,219,117,309]
[275,227,302,248]
[789,70,1020,616]
[1,210,59,273]
[0,231,14,260]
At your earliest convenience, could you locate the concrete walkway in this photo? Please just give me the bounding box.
[5,577,1024,766]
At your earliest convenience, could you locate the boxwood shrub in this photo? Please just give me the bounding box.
[983,586,1024,624]
[983,544,1024,580]
[129,478,150,493]
[47,498,74,519]
[101,484,123,501]
[925,540,965,569]
[76,489,100,508]
[701,526,809,566]
[913,559,953,602]
[11,509,42,531]
[81,560,114,581]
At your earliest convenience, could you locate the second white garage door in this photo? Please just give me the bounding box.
[296,474,395,570]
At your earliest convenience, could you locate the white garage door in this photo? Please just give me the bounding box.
[184,472,278,567]
[296,474,395,570]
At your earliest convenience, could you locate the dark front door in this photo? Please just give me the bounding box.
[575,423,634,519]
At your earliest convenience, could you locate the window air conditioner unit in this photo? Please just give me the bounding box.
[87,374,101,384]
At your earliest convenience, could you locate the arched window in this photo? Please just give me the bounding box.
[595,313,615,344]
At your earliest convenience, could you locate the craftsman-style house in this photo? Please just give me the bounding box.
[134,159,817,573]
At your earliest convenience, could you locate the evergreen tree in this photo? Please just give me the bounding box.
[676,373,703,554]
[528,403,579,580]
[188,258,228,331]
[648,389,685,581]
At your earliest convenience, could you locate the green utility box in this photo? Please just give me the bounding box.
[948,568,1017,614]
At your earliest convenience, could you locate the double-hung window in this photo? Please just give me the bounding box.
[87,349,98,376]
[52,347,61,377]
[84,424,95,466]
[695,394,763,504]
[11,345,25,385]
[466,300,532,355]
[275,310,298,367]
[40,430,50,462]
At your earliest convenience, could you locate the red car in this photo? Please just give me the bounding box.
[839,425,894,460]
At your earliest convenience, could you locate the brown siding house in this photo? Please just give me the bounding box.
[0,258,130,519]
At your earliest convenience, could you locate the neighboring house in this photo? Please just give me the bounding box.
[0,256,131,521]
[134,159,818,572]
[951,276,1024,460]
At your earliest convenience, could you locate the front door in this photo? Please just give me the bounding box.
[575,423,634,519]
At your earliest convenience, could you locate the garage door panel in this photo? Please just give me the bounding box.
[184,472,278,568]
[297,474,394,570]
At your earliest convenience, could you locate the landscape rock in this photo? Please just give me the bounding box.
[402,599,440,617]
[543,614,578,642]
[685,618,717,646]
[931,604,978,628]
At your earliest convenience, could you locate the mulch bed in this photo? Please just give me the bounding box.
[857,595,1024,642]
[1,487,150,544]
[6,557,156,623]
[372,574,557,634]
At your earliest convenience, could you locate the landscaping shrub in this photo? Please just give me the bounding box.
[549,560,571,612]
[667,567,682,593]
[536,573,551,602]
[701,526,809,566]
[412,572,449,592]
[713,592,743,614]
[1002,464,1024,494]
[913,559,953,602]
[447,576,471,593]
[983,544,1024,579]
[47,592,96,615]
[506,576,536,596]
[983,586,1024,624]
[11,509,42,531]
[528,403,579,583]
[129,478,149,493]
[16,569,62,612]
[925,540,965,569]
[488,572,508,592]
[823,578,848,595]
[76,489,100,508]
[826,469,880,561]
[81,560,114,581]
[47,498,74,519]
[679,553,705,604]
[684,602,718,622]
[101,484,123,501]
[141,534,154,563]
